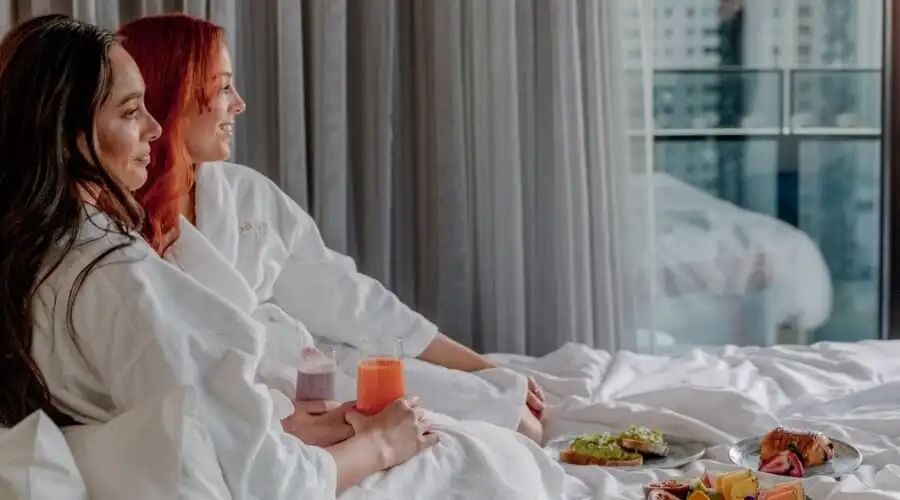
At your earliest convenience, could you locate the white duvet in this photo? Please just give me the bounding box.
[489,340,900,499]
[4,340,900,499]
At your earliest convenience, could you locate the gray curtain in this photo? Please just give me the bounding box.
[3,0,654,356]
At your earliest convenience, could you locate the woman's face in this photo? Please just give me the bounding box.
[91,45,162,191]
[183,46,245,164]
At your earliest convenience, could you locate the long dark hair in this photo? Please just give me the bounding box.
[0,15,143,426]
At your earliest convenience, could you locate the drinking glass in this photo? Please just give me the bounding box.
[356,337,405,415]
[295,346,337,402]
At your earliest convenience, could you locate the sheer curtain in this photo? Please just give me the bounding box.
[392,0,655,355]
[3,0,656,357]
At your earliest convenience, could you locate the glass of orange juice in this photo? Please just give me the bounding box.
[356,337,405,416]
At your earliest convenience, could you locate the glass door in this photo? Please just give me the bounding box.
[626,0,887,350]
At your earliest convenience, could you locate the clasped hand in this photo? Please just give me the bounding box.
[282,400,357,447]
[282,396,439,467]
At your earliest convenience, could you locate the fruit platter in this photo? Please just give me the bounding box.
[643,468,809,500]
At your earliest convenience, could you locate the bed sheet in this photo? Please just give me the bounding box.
[489,340,900,499]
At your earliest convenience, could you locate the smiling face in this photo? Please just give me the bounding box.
[90,45,162,190]
[182,45,245,163]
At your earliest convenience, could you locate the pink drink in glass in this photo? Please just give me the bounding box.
[295,347,337,401]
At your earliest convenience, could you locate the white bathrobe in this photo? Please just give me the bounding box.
[28,207,595,500]
[30,206,337,498]
[189,161,528,430]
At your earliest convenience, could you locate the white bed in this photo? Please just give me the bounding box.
[644,173,833,348]
[4,340,899,499]
[489,340,900,499]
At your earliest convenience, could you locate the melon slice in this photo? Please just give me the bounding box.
[759,481,804,500]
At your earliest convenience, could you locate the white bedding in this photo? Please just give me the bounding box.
[5,340,899,499]
[489,340,900,499]
[646,173,833,347]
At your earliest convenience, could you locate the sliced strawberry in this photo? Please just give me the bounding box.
[646,489,684,500]
[786,450,806,477]
[646,479,690,497]
[787,443,806,465]
[701,473,714,489]
[759,452,792,475]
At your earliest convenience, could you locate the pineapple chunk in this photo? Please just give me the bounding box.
[728,476,760,500]
[715,469,752,498]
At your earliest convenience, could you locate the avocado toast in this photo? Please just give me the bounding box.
[619,425,670,457]
[559,433,644,466]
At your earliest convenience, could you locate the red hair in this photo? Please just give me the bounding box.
[118,14,224,254]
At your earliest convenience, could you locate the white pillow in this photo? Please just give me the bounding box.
[64,387,232,500]
[0,410,88,500]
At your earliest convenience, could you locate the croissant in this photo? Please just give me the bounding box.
[759,427,835,467]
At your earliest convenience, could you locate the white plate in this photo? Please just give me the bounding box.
[728,434,862,478]
[545,433,707,470]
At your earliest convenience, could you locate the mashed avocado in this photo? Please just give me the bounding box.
[619,425,665,445]
[570,434,640,460]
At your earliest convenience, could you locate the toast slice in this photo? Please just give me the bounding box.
[619,437,669,457]
[618,426,670,457]
[559,445,644,467]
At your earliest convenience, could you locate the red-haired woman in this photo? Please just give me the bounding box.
[118,14,545,444]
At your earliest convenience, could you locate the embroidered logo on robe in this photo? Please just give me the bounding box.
[238,221,270,237]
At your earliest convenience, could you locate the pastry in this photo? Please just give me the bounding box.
[759,427,835,467]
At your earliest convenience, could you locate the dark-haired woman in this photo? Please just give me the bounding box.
[0,14,436,497]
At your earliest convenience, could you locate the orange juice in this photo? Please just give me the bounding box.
[356,358,405,415]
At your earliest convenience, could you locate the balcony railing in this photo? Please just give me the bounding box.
[626,68,883,235]
[626,67,883,138]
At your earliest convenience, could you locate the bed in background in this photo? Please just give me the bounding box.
[638,172,833,350]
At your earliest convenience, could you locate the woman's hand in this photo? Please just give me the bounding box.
[526,376,546,419]
[516,405,544,444]
[344,396,438,469]
[282,400,356,447]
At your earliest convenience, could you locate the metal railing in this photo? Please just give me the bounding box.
[626,67,883,138]
[623,68,886,287]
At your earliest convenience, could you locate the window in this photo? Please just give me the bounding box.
[628,0,887,348]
